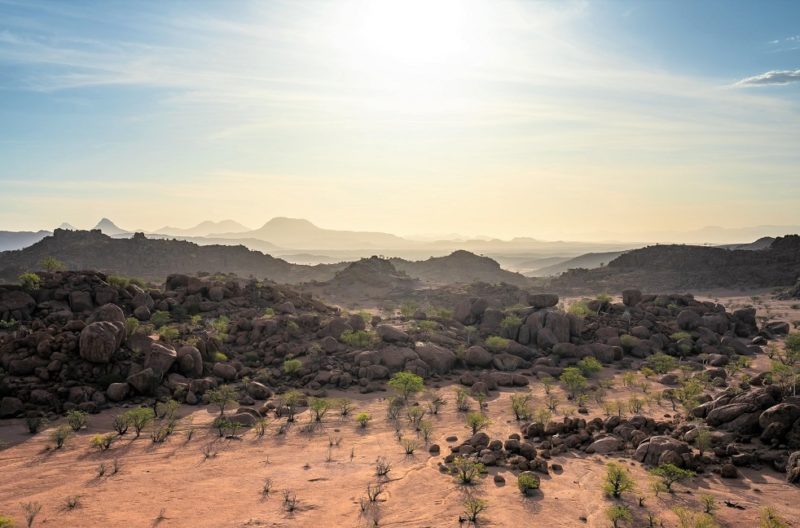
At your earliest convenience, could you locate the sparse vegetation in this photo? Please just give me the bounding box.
[603,462,635,499]
[650,463,694,492]
[387,371,424,401]
[51,424,72,449]
[451,456,484,484]
[65,409,88,431]
[462,497,487,523]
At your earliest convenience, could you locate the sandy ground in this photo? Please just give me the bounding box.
[1,296,799,527]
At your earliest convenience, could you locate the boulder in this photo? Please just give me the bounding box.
[144,343,177,377]
[376,324,410,343]
[464,346,493,368]
[69,290,94,312]
[246,381,272,400]
[416,343,456,374]
[634,436,691,467]
[106,382,130,402]
[79,321,124,363]
[89,303,126,324]
[127,368,160,395]
[0,396,24,418]
[677,309,701,331]
[759,404,800,436]
[528,294,559,309]
[788,451,800,485]
[587,437,621,454]
[622,289,643,307]
[177,345,204,378]
[706,403,757,427]
[213,363,237,381]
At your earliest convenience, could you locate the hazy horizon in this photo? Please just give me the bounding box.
[2,0,799,241]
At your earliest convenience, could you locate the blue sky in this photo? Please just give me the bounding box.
[0,0,798,241]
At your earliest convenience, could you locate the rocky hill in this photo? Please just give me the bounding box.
[391,250,530,287]
[551,236,800,293]
[0,229,339,284]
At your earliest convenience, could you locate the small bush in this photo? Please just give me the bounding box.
[484,335,509,352]
[125,407,156,437]
[65,410,88,431]
[51,425,72,449]
[212,351,228,362]
[568,300,592,317]
[577,356,603,377]
[0,515,15,528]
[18,272,41,291]
[606,505,632,528]
[760,507,789,528]
[451,456,484,484]
[90,433,116,451]
[517,473,540,495]
[339,329,374,348]
[207,385,238,416]
[463,497,487,523]
[388,371,424,401]
[356,412,372,428]
[309,398,330,421]
[283,359,303,376]
[465,412,490,435]
[650,463,694,492]
[25,416,46,435]
[603,462,635,498]
[647,352,678,374]
[20,501,41,528]
[375,457,392,476]
[401,438,418,455]
[150,310,171,329]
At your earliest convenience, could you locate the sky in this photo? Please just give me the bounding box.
[1,0,799,242]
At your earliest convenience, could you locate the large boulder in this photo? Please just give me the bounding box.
[246,381,272,400]
[415,343,456,374]
[144,343,177,377]
[79,321,124,363]
[127,368,160,395]
[622,289,642,307]
[759,404,800,439]
[587,437,622,454]
[0,289,36,315]
[376,324,410,344]
[177,345,204,378]
[89,303,126,324]
[464,346,493,368]
[106,382,130,402]
[528,293,559,309]
[69,290,94,312]
[706,403,757,427]
[0,396,24,418]
[213,362,237,381]
[634,436,691,467]
[788,451,800,485]
[377,346,418,371]
[677,309,701,331]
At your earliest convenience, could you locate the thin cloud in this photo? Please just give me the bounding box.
[736,69,800,86]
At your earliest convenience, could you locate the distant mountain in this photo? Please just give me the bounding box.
[215,217,411,250]
[57,222,76,230]
[0,230,51,252]
[527,250,628,277]
[94,218,129,236]
[155,220,251,237]
[717,237,775,251]
[391,250,530,286]
[551,236,800,293]
[0,229,341,284]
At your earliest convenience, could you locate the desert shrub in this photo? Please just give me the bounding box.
[51,425,72,449]
[759,507,789,528]
[406,406,425,430]
[650,463,694,492]
[156,399,180,421]
[309,398,331,422]
[337,398,353,417]
[568,300,593,317]
[463,497,487,523]
[388,371,424,401]
[578,356,603,377]
[628,397,644,414]
[150,310,171,328]
[427,394,446,415]
[510,393,533,421]
[375,456,391,476]
[283,358,303,376]
[18,272,41,291]
[282,490,298,512]
[465,412,490,435]
[90,433,116,451]
[517,473,540,494]
[201,443,218,460]
[125,407,155,437]
[700,494,716,515]
[25,416,46,434]
[124,317,140,338]
[560,367,587,397]
[419,419,434,442]
[401,438,418,454]
[606,505,632,528]
[151,424,172,443]
[429,306,453,319]
[399,301,419,318]
[356,412,372,428]
[455,387,471,412]
[210,315,230,337]
[484,335,509,352]
[603,462,635,498]
[20,502,41,528]
[500,314,522,330]
[670,331,692,341]
[694,428,712,455]
[212,351,228,362]
[415,320,438,334]
[339,329,374,348]
[157,325,179,342]
[648,352,678,374]
[451,456,484,484]
[207,385,238,416]
[619,334,638,349]
[0,515,13,528]
[65,410,88,431]
[673,507,719,528]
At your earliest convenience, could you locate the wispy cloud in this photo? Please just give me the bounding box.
[736,69,800,86]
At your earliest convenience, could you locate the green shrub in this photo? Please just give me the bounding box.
[500,315,522,330]
[606,505,632,528]
[619,334,639,349]
[356,412,372,428]
[125,407,156,437]
[415,320,438,333]
[212,351,228,362]
[90,433,116,451]
[647,352,677,374]
[66,410,88,431]
[463,497,487,522]
[603,462,635,498]
[568,300,592,317]
[451,456,484,484]
[210,315,230,336]
[51,424,73,449]
[309,398,330,421]
[465,412,490,434]
[559,367,587,397]
[124,317,139,338]
[578,356,603,376]
[157,325,179,342]
[760,507,789,528]
[388,371,424,401]
[283,359,303,375]
[0,515,15,528]
[517,472,540,494]
[207,385,238,416]
[650,463,695,492]
[40,256,65,272]
[339,329,374,348]
[670,331,692,341]
[484,336,509,352]
[18,272,41,291]
[510,393,532,421]
[150,310,171,328]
